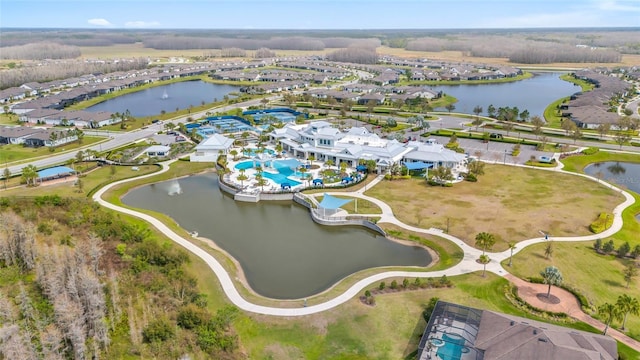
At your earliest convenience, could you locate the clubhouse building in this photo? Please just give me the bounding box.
[268,121,467,174]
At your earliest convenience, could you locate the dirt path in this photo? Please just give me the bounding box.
[505,274,640,351]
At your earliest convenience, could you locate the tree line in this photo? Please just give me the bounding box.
[405,31,629,63]
[0,42,82,60]
[143,36,380,51]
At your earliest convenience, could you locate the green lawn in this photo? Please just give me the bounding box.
[1,136,105,163]
[505,241,640,341]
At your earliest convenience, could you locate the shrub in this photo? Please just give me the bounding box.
[631,245,640,259]
[390,280,398,289]
[617,242,631,258]
[414,277,422,287]
[402,278,409,288]
[588,213,613,233]
[364,290,371,298]
[422,297,440,322]
[602,240,615,253]
[593,238,602,252]
[177,305,208,329]
[582,147,599,155]
[142,318,175,343]
[464,173,477,182]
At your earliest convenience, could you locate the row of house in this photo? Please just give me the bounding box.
[0,126,79,147]
[561,70,634,129]
[17,109,118,128]
[191,121,467,173]
[304,86,441,105]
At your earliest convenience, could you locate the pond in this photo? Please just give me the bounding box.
[86,80,240,117]
[584,162,640,195]
[121,173,431,299]
[429,72,580,118]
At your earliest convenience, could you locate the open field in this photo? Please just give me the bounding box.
[365,164,624,250]
[505,241,640,341]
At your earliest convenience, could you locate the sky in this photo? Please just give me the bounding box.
[1,0,639,29]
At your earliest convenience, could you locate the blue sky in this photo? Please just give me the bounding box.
[1,0,639,29]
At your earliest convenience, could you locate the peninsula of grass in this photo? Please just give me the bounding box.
[505,241,640,341]
[365,164,624,250]
[315,195,382,215]
[560,151,640,244]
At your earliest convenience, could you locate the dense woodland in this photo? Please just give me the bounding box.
[0,196,241,360]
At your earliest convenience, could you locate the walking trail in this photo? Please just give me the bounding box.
[93,159,639,350]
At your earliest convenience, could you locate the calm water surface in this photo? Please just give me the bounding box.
[430,72,580,118]
[86,80,239,117]
[584,162,640,224]
[122,173,431,299]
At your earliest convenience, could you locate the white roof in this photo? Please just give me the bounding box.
[146,145,171,153]
[195,133,234,151]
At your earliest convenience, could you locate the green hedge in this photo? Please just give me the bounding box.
[589,212,613,233]
[582,147,599,155]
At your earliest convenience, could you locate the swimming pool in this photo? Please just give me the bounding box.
[234,160,302,186]
[437,333,467,360]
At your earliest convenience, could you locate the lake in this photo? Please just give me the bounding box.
[121,173,431,299]
[86,80,240,117]
[430,72,580,118]
[584,161,640,194]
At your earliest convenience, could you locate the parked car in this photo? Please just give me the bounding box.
[489,133,503,139]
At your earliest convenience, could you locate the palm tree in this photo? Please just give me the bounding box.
[2,167,10,189]
[237,169,248,188]
[544,241,554,259]
[540,266,563,298]
[508,242,516,267]
[255,173,268,191]
[325,159,334,170]
[21,164,38,187]
[479,254,490,277]
[308,155,315,167]
[475,232,496,255]
[598,302,622,335]
[623,264,638,288]
[617,295,639,331]
[229,150,238,161]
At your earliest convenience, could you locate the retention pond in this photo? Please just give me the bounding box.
[122,173,432,299]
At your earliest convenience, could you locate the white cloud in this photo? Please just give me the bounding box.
[87,18,112,26]
[594,0,640,12]
[125,21,161,28]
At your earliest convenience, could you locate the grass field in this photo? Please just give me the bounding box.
[365,164,624,250]
[0,163,160,198]
[1,136,105,163]
[505,241,640,341]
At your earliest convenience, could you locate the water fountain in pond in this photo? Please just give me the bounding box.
[166,179,182,196]
[162,90,169,99]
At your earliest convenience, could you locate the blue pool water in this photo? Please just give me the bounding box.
[234,160,302,186]
[437,333,466,360]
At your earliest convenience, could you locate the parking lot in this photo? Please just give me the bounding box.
[431,136,554,165]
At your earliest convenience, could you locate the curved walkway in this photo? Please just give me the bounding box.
[93,158,639,349]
